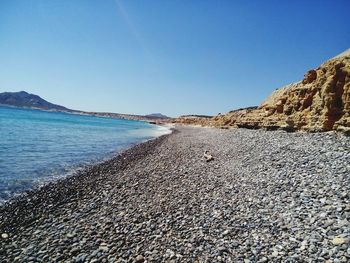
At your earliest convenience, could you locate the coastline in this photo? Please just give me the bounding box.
[0,104,171,124]
[0,130,174,233]
[1,126,349,262]
[0,105,173,205]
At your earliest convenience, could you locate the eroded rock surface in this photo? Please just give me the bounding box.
[174,49,350,133]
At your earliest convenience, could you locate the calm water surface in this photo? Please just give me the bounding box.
[0,106,170,203]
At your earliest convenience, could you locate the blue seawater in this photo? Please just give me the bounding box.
[0,106,170,203]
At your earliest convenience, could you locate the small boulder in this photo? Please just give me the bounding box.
[135,255,145,263]
[331,236,347,245]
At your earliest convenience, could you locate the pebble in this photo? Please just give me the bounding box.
[135,255,145,263]
[0,127,349,262]
[272,251,279,257]
[331,237,347,245]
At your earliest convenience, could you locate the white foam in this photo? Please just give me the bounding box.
[152,124,173,136]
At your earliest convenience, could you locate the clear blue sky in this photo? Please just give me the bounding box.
[1,0,349,116]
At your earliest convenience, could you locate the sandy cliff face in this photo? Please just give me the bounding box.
[237,50,350,132]
[174,115,213,127]
[175,49,350,133]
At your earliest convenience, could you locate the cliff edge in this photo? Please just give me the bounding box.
[175,48,350,133]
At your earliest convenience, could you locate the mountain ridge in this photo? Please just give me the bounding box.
[0,91,70,112]
[0,91,170,123]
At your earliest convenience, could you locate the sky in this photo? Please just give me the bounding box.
[0,0,349,117]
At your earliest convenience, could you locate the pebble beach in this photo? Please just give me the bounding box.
[1,126,349,262]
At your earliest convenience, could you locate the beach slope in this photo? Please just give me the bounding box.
[1,126,349,262]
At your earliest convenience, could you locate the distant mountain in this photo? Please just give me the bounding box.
[0,91,172,123]
[145,113,170,119]
[0,91,70,111]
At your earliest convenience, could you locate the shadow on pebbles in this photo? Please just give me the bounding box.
[0,126,349,262]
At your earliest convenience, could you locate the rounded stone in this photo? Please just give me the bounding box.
[135,255,145,263]
[331,237,347,245]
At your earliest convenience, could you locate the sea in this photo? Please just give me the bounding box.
[0,106,171,203]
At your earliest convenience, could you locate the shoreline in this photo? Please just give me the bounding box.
[1,126,349,262]
[0,104,172,124]
[0,130,174,233]
[0,106,173,206]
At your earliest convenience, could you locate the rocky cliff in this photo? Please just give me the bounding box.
[175,48,350,133]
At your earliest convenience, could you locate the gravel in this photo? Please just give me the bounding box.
[0,126,349,262]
